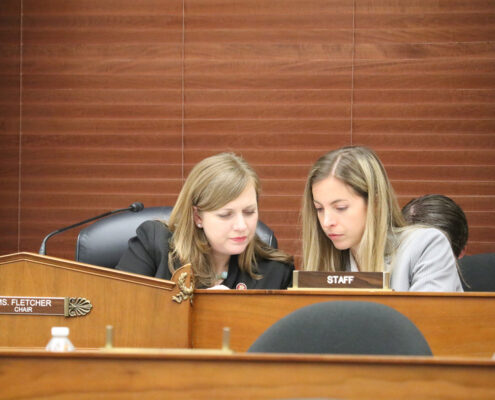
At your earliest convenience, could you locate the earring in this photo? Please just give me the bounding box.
[197,223,202,228]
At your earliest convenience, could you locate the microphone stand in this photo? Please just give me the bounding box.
[38,202,144,256]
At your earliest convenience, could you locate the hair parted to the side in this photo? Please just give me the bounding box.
[402,194,468,258]
[302,146,406,272]
[166,152,292,288]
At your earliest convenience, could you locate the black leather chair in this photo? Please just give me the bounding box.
[248,301,432,356]
[75,206,278,269]
[458,253,495,292]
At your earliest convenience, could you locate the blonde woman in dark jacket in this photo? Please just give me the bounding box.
[117,152,294,289]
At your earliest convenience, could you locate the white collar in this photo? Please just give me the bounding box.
[349,253,359,272]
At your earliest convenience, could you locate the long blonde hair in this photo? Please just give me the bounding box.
[167,152,292,288]
[302,146,406,272]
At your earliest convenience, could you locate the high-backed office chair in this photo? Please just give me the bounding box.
[248,301,432,356]
[75,206,278,269]
[458,253,495,292]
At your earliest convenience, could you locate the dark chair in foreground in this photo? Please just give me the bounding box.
[75,206,278,269]
[458,253,495,292]
[248,301,432,356]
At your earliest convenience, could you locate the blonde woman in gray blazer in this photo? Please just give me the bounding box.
[302,146,462,292]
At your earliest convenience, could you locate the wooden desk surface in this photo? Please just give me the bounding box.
[192,289,495,357]
[1,348,494,400]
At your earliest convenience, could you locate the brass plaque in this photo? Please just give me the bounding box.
[0,296,93,317]
[0,296,65,315]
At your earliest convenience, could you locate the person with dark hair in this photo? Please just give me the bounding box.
[402,194,468,259]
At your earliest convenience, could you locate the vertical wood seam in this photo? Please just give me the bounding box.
[350,0,356,145]
[181,0,186,182]
[17,0,24,252]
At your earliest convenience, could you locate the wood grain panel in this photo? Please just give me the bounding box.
[355,0,494,12]
[185,132,350,149]
[185,15,353,30]
[356,119,495,134]
[186,87,351,102]
[21,118,182,135]
[354,104,495,120]
[354,60,495,75]
[23,89,182,103]
[354,0,495,256]
[354,133,494,148]
[354,12,495,29]
[355,43,495,60]
[20,1,183,260]
[23,0,182,13]
[184,119,351,135]
[2,350,495,400]
[185,104,350,119]
[354,74,495,90]
[193,290,495,356]
[185,74,352,89]
[187,0,353,14]
[22,74,182,90]
[386,166,495,181]
[355,28,495,43]
[0,0,20,256]
[185,147,494,165]
[187,29,352,44]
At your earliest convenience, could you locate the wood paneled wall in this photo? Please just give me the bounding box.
[0,0,494,265]
[0,0,21,254]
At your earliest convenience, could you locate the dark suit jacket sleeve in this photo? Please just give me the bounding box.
[279,262,295,289]
[115,220,171,277]
[255,259,295,289]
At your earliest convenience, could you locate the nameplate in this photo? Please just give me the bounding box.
[0,296,93,317]
[292,271,390,290]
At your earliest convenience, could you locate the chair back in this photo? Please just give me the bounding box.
[458,253,495,291]
[248,300,432,356]
[76,206,278,268]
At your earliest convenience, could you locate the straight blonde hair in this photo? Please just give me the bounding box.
[302,146,406,272]
[167,152,292,288]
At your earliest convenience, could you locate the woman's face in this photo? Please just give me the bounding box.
[312,175,367,256]
[194,182,258,262]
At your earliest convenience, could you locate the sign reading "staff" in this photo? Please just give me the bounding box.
[291,271,390,290]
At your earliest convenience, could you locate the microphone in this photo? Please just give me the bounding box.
[38,202,144,255]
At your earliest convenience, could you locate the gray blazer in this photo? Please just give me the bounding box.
[350,227,463,292]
